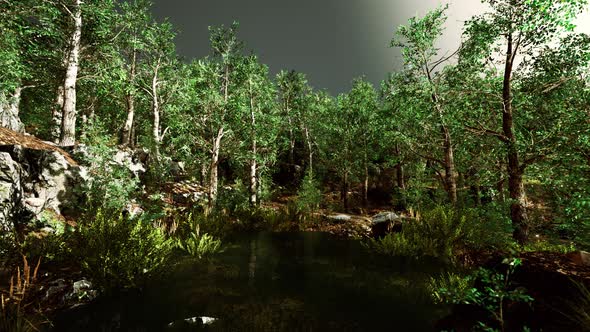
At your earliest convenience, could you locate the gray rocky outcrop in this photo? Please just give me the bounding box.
[0,127,86,231]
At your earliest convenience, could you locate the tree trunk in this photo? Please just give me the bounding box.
[427,62,457,205]
[303,125,313,177]
[287,115,295,169]
[121,49,137,147]
[249,93,258,207]
[363,151,369,206]
[208,128,224,210]
[59,0,82,147]
[51,86,65,143]
[394,145,405,189]
[502,33,529,244]
[497,178,505,202]
[0,87,24,132]
[442,126,458,204]
[151,60,161,159]
[341,171,349,212]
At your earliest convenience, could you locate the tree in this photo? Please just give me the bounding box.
[118,0,152,147]
[235,56,279,206]
[390,5,460,205]
[276,70,311,178]
[345,78,379,205]
[57,0,83,146]
[138,20,178,159]
[461,0,589,243]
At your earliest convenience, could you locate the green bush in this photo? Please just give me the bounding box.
[428,272,475,305]
[367,205,513,262]
[368,232,417,257]
[296,171,322,215]
[465,203,513,251]
[367,206,469,261]
[75,211,174,293]
[78,117,140,213]
[430,258,534,331]
[176,232,222,259]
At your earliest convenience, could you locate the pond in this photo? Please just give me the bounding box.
[52,232,449,331]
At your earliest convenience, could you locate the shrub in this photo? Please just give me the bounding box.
[367,206,471,261]
[78,117,139,213]
[430,258,534,331]
[75,211,174,293]
[367,205,515,262]
[176,232,222,259]
[465,203,513,251]
[368,233,416,257]
[296,171,322,215]
[428,272,475,305]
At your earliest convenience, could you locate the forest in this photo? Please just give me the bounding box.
[1,0,590,331]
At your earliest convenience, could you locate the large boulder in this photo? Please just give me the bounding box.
[0,127,85,229]
[0,151,23,232]
[370,211,403,238]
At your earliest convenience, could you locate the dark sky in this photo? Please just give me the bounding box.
[151,0,590,95]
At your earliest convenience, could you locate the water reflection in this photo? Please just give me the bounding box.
[53,232,448,331]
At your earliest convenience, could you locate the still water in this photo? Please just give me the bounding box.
[53,232,449,331]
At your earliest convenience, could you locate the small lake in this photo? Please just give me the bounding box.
[53,232,449,331]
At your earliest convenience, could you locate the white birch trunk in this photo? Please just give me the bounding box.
[58,0,82,146]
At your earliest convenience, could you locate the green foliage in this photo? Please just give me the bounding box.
[368,232,416,257]
[464,204,513,251]
[519,239,577,254]
[431,258,534,331]
[176,232,222,259]
[75,211,173,293]
[368,206,514,262]
[78,117,139,214]
[22,232,72,265]
[296,171,322,215]
[428,272,475,305]
[0,232,18,267]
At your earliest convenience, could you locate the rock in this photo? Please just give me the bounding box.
[66,279,97,302]
[45,278,68,300]
[24,197,46,215]
[40,226,56,234]
[370,211,403,238]
[566,251,590,266]
[113,149,145,177]
[167,316,217,330]
[72,279,92,294]
[170,160,186,179]
[165,180,207,206]
[0,128,85,229]
[371,211,401,224]
[326,214,352,223]
[0,152,22,232]
[123,202,144,218]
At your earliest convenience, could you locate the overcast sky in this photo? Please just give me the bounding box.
[152,0,590,95]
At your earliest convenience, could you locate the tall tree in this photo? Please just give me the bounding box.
[391,5,459,204]
[57,0,83,146]
[203,22,243,209]
[276,70,311,177]
[236,56,278,206]
[346,78,379,205]
[118,0,152,147]
[138,20,178,159]
[461,0,588,243]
